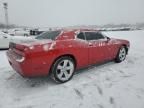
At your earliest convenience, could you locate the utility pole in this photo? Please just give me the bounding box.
[3,2,8,31]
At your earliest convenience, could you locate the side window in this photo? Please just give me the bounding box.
[85,32,104,40]
[85,32,95,40]
[77,32,85,40]
[95,32,104,40]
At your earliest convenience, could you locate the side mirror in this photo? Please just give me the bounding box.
[106,37,110,41]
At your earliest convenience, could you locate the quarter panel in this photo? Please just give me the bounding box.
[54,39,89,70]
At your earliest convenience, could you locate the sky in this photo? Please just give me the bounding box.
[0,0,144,27]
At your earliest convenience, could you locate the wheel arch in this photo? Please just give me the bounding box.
[121,44,129,54]
[49,54,77,74]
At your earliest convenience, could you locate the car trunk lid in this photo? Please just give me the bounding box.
[9,39,53,51]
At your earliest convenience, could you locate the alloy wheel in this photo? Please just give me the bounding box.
[119,47,126,61]
[56,59,74,81]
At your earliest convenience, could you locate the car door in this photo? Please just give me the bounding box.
[0,32,11,49]
[85,32,110,65]
[94,32,115,61]
[101,33,118,60]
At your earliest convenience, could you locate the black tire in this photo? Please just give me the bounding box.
[115,46,126,63]
[50,56,75,83]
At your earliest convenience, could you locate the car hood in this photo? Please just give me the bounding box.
[110,38,130,46]
[111,38,129,42]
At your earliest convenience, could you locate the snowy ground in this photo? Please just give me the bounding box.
[0,30,144,108]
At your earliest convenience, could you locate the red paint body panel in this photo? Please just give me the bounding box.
[7,30,130,77]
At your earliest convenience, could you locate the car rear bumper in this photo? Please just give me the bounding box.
[7,51,26,76]
[6,50,51,77]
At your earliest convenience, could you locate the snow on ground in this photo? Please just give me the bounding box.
[0,30,144,108]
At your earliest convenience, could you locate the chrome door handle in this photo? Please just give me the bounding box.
[89,42,93,46]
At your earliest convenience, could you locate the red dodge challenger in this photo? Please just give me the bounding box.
[7,29,130,83]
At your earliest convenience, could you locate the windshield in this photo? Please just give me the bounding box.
[35,31,61,40]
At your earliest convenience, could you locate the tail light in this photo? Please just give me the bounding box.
[9,42,27,51]
[9,42,16,49]
[16,56,25,62]
[9,42,26,63]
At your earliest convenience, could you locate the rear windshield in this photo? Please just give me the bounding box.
[35,31,60,40]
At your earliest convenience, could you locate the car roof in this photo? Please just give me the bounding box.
[52,29,100,40]
[58,29,99,33]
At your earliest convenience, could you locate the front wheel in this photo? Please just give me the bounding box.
[115,46,127,63]
[51,56,75,83]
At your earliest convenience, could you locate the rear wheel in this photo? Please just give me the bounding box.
[115,46,126,63]
[51,56,75,83]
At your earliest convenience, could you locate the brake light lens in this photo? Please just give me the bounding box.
[16,56,25,62]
